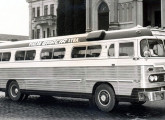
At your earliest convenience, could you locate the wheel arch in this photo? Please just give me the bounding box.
[92,82,115,95]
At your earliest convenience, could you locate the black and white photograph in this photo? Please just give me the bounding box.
[0,0,165,120]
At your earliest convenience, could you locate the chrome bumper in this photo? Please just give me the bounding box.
[138,90,165,101]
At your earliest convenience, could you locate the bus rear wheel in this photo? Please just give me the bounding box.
[94,84,116,112]
[8,81,24,101]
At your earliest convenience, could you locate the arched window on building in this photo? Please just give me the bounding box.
[98,2,109,31]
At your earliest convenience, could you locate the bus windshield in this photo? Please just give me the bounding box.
[140,39,165,57]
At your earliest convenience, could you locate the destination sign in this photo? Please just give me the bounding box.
[29,38,79,47]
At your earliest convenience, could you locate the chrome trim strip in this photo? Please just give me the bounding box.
[0,78,82,82]
[86,79,134,82]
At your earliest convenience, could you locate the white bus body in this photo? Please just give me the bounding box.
[0,27,165,112]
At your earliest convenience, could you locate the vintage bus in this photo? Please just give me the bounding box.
[0,26,165,112]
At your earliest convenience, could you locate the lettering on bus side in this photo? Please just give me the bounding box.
[29,38,79,47]
[29,41,43,47]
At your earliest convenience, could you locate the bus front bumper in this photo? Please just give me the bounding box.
[138,90,165,101]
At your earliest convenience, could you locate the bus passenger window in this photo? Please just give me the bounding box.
[41,48,53,59]
[25,50,36,60]
[53,48,65,59]
[72,46,86,58]
[119,42,134,57]
[0,53,2,61]
[108,44,115,57]
[86,45,101,57]
[15,51,25,61]
[2,52,11,61]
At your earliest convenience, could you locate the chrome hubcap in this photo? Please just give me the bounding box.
[10,84,19,98]
[15,88,18,94]
[101,95,106,102]
[98,90,111,106]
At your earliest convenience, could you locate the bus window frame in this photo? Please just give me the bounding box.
[40,47,66,60]
[15,50,36,61]
[1,52,11,62]
[25,50,36,61]
[15,51,26,61]
[108,43,115,58]
[71,44,102,59]
[0,52,2,61]
[86,45,102,58]
[71,46,87,59]
[140,38,165,58]
[40,48,53,60]
[53,48,66,59]
[118,41,135,58]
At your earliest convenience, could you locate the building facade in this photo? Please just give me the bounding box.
[26,0,165,39]
[26,0,58,39]
[86,0,165,33]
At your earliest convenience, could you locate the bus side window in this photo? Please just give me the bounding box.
[119,42,134,57]
[108,44,115,57]
[15,51,25,61]
[0,53,2,61]
[86,45,101,57]
[72,46,86,58]
[25,50,36,60]
[41,48,53,59]
[2,52,11,61]
[53,48,65,59]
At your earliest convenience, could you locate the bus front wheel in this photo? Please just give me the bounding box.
[94,84,116,112]
[8,81,24,101]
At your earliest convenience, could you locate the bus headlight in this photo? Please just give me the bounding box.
[154,75,158,81]
[149,76,155,82]
[148,74,164,83]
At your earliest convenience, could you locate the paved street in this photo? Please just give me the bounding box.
[0,92,165,120]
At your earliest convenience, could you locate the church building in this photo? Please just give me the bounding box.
[86,0,165,32]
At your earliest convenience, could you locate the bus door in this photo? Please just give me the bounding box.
[116,40,140,96]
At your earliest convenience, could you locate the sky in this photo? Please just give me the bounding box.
[0,0,29,36]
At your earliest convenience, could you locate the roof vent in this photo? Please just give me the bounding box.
[86,30,106,41]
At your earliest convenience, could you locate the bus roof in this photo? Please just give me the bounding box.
[0,26,153,49]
